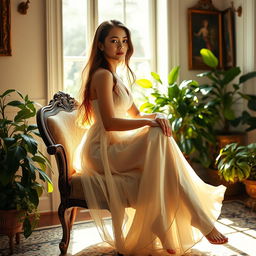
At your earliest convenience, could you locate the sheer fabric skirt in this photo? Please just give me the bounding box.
[74,125,226,256]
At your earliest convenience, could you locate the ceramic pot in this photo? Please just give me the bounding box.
[243,179,256,198]
[216,133,246,149]
[0,209,23,254]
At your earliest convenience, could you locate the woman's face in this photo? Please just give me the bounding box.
[99,27,129,62]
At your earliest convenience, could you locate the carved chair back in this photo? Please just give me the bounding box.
[36,91,86,204]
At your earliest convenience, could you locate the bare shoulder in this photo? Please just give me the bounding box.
[92,68,113,83]
[90,69,114,99]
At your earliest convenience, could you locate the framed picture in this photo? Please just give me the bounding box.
[222,8,236,69]
[188,9,222,70]
[0,0,11,56]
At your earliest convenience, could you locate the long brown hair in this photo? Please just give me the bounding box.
[77,20,135,127]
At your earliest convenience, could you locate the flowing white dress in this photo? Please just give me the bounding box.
[73,83,226,256]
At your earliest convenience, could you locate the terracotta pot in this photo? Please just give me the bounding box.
[243,179,256,198]
[207,133,246,170]
[216,133,246,148]
[0,209,23,254]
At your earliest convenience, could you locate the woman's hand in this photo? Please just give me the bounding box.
[155,114,172,137]
[148,114,172,137]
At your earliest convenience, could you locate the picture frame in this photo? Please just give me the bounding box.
[222,8,236,69]
[188,9,222,70]
[0,0,11,56]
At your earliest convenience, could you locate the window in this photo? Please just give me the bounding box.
[62,0,155,99]
[62,0,88,98]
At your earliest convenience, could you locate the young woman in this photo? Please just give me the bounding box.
[74,20,228,256]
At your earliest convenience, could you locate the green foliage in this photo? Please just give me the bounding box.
[198,48,256,133]
[216,142,256,183]
[136,67,216,168]
[0,89,53,238]
[200,48,218,68]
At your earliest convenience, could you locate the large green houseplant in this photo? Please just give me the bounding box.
[0,89,53,238]
[198,48,256,133]
[216,142,256,198]
[136,66,216,167]
[196,48,256,173]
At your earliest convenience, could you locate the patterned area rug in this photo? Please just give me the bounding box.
[0,201,256,256]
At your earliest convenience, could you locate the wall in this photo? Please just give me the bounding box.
[178,0,226,80]
[167,0,253,80]
[0,0,51,212]
[0,0,47,100]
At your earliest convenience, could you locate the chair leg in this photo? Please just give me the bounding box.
[58,204,75,255]
[69,207,77,230]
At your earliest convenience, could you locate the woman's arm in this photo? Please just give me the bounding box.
[127,103,166,119]
[128,103,172,136]
[92,69,159,131]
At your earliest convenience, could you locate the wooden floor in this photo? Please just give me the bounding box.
[38,208,110,228]
[38,194,253,229]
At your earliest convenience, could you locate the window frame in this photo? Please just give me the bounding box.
[62,0,157,98]
[46,0,158,99]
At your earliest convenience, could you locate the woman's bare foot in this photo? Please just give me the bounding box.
[205,227,228,244]
[166,249,176,254]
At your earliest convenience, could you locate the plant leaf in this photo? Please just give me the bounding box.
[27,125,38,131]
[179,80,198,89]
[28,187,39,207]
[196,71,212,77]
[222,67,241,85]
[200,48,218,68]
[168,84,179,99]
[247,96,256,111]
[32,155,47,171]
[151,72,162,84]
[21,134,38,155]
[168,66,180,85]
[198,85,213,95]
[14,109,35,122]
[239,71,256,84]
[7,100,24,109]
[0,89,15,98]
[37,167,53,192]
[7,146,26,172]
[172,117,183,132]
[139,102,154,112]
[136,79,153,88]
[3,137,16,147]
[23,218,32,238]
[47,182,54,193]
[180,138,193,155]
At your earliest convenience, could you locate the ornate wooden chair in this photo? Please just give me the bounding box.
[37,92,86,254]
[36,92,126,255]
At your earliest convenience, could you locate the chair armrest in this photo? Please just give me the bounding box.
[47,144,65,155]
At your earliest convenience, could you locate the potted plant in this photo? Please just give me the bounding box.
[0,89,53,250]
[235,95,256,132]
[136,66,216,168]
[198,48,256,138]
[195,48,256,194]
[216,142,256,198]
